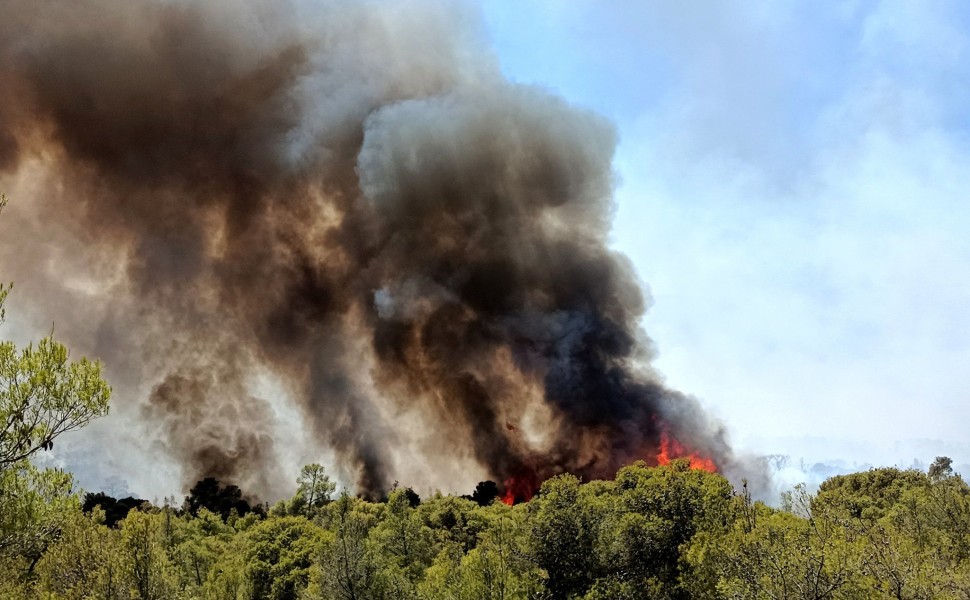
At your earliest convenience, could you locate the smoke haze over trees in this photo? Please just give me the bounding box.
[0,0,749,499]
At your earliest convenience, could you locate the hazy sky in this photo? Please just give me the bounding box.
[480,1,970,468]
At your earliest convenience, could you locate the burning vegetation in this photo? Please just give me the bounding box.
[657,430,719,474]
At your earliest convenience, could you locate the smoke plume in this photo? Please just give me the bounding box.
[0,0,741,498]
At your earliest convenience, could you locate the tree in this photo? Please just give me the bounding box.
[928,456,954,482]
[120,510,179,600]
[371,488,434,583]
[815,467,929,521]
[0,319,110,468]
[33,507,131,600]
[82,492,149,528]
[528,473,599,599]
[1,196,110,466]
[0,463,78,560]
[1,192,110,467]
[296,463,337,516]
[453,508,544,600]
[309,493,400,600]
[468,480,501,507]
[203,531,251,599]
[184,477,257,521]
[244,515,330,600]
[172,508,234,592]
[606,459,736,598]
[417,494,488,555]
[712,490,861,600]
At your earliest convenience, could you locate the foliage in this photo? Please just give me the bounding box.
[184,477,258,521]
[172,507,233,594]
[121,509,180,599]
[694,466,970,600]
[466,480,501,507]
[455,507,544,599]
[244,515,329,600]
[370,488,434,583]
[272,463,338,519]
[34,507,130,599]
[417,493,489,555]
[527,473,600,599]
[0,463,79,566]
[815,467,929,521]
[7,454,970,599]
[83,492,150,527]
[1,333,111,468]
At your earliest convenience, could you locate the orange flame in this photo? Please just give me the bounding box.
[501,468,538,505]
[497,428,717,506]
[656,430,717,472]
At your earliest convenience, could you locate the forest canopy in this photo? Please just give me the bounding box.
[3,453,970,599]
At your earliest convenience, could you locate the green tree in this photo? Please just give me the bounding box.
[244,515,329,600]
[417,494,488,556]
[815,465,970,599]
[312,493,382,600]
[203,533,251,600]
[0,463,80,573]
[173,507,234,593]
[606,459,736,598]
[814,467,929,522]
[928,456,954,482]
[0,334,111,467]
[120,509,179,600]
[370,488,434,583]
[416,547,463,600]
[296,463,337,516]
[527,473,599,599]
[34,507,131,600]
[714,485,867,600]
[454,508,544,600]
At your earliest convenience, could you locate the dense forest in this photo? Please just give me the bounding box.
[5,194,970,599]
[4,454,970,599]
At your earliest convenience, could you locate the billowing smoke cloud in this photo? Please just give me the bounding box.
[0,0,742,498]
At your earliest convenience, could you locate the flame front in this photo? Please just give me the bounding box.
[502,468,539,505]
[499,428,717,505]
[657,430,718,472]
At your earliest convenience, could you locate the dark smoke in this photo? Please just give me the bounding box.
[0,0,744,498]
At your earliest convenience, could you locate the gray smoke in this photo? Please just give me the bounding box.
[0,0,747,498]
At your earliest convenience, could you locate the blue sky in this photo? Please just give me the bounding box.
[479,1,970,470]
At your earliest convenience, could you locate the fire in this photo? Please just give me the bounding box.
[501,468,539,505]
[497,429,717,507]
[656,430,717,473]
